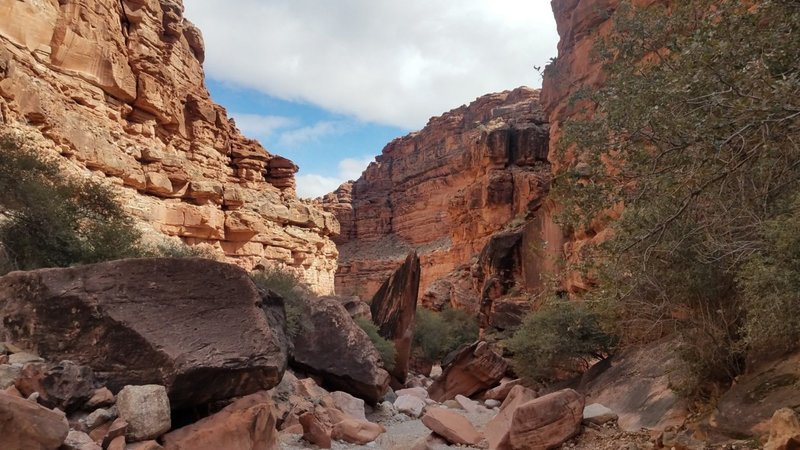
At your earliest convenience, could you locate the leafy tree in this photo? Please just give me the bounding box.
[355,316,397,371]
[508,300,615,383]
[551,0,800,395]
[251,266,312,339]
[412,307,479,362]
[0,136,144,272]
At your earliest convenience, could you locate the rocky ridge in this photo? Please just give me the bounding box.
[0,0,338,293]
[321,87,557,309]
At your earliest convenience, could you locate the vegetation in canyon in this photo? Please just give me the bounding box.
[548,0,800,397]
[0,136,143,274]
[412,307,479,362]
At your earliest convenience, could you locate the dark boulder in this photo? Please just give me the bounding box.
[428,341,507,402]
[292,297,389,403]
[0,258,288,409]
[369,251,420,382]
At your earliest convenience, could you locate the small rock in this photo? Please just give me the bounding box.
[484,378,522,401]
[455,394,479,413]
[383,387,397,403]
[8,352,44,364]
[0,391,69,450]
[0,364,21,388]
[421,408,482,446]
[103,418,129,448]
[430,365,443,379]
[395,394,426,418]
[82,407,116,430]
[116,385,171,442]
[107,435,126,450]
[299,411,332,449]
[331,419,385,445]
[62,430,102,450]
[764,408,800,450]
[330,391,366,421]
[583,403,618,425]
[27,391,40,403]
[484,399,501,408]
[396,387,429,400]
[443,399,460,409]
[424,398,437,405]
[85,387,115,409]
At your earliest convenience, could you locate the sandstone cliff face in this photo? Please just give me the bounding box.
[540,0,664,293]
[321,88,555,306]
[0,0,338,293]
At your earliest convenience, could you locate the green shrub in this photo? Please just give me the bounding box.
[146,239,219,259]
[354,317,397,371]
[250,266,312,338]
[507,300,615,383]
[413,307,479,362]
[0,136,144,273]
[549,0,800,395]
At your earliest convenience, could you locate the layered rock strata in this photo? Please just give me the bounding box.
[0,0,337,293]
[321,87,552,302]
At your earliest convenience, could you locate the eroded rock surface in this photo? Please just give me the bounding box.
[370,251,420,382]
[0,0,338,293]
[291,297,390,403]
[428,341,507,402]
[0,258,289,408]
[322,88,552,304]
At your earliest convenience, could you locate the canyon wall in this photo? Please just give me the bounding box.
[322,88,562,313]
[0,0,338,293]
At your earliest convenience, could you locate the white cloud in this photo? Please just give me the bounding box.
[231,113,295,138]
[277,121,349,148]
[183,0,559,129]
[338,157,374,181]
[295,156,374,198]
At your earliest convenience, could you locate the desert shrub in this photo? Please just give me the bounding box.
[507,300,615,383]
[738,197,800,353]
[251,266,312,338]
[354,317,397,371]
[0,136,144,273]
[550,0,800,395]
[413,307,479,362]
[146,239,219,259]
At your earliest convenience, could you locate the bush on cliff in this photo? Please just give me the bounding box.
[0,136,144,273]
[354,317,397,371]
[508,300,615,383]
[412,307,479,362]
[250,266,312,339]
[551,0,800,396]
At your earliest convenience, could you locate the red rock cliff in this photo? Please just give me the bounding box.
[0,0,338,293]
[321,87,554,303]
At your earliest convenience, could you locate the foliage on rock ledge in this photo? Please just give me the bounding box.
[412,307,479,362]
[0,136,143,273]
[552,0,800,396]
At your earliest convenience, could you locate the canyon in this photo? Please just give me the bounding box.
[321,87,563,324]
[0,0,338,293]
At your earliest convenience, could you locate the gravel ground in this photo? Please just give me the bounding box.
[279,404,497,450]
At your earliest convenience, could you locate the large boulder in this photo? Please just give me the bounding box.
[486,385,539,450]
[0,258,289,408]
[428,341,507,402]
[0,390,69,450]
[508,389,584,450]
[369,251,420,382]
[292,296,390,403]
[161,392,279,450]
[421,407,482,446]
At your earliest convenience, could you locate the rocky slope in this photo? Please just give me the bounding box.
[0,0,338,293]
[321,87,558,307]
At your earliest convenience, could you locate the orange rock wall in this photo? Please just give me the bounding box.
[0,0,338,293]
[322,88,550,299]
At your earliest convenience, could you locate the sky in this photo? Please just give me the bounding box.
[183,1,560,198]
